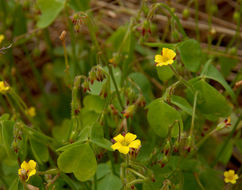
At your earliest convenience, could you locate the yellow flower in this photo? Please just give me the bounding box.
[111,132,141,154]
[0,81,10,94]
[0,35,4,44]
[18,160,37,182]
[224,170,239,184]
[155,48,176,67]
[26,107,36,117]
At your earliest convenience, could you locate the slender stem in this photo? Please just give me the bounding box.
[86,13,124,110]
[126,179,144,186]
[194,173,206,190]
[92,174,97,190]
[37,168,59,175]
[189,91,198,137]
[194,0,200,41]
[188,128,217,158]
[127,168,146,179]
[169,65,193,91]
[211,115,242,167]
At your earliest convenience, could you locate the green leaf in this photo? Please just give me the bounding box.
[1,120,14,156]
[52,119,71,143]
[57,143,97,181]
[200,167,223,190]
[147,99,183,138]
[90,124,113,150]
[157,65,174,82]
[36,0,65,28]
[97,173,122,190]
[79,109,99,129]
[129,72,153,103]
[0,113,9,121]
[219,57,237,78]
[171,95,193,116]
[30,138,49,164]
[68,0,90,11]
[201,61,235,101]
[13,5,27,36]
[216,140,233,164]
[235,139,242,153]
[9,177,19,190]
[83,95,105,113]
[178,39,202,72]
[96,163,112,180]
[188,79,231,117]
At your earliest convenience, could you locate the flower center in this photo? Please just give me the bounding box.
[120,140,129,146]
[227,175,234,180]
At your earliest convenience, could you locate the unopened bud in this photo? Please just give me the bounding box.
[82,79,90,93]
[122,105,136,118]
[59,30,67,41]
[233,11,240,23]
[182,8,190,19]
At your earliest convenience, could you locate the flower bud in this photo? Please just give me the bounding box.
[163,141,170,155]
[99,81,109,98]
[173,141,179,153]
[88,70,96,84]
[233,11,240,23]
[59,30,67,41]
[122,104,136,118]
[229,47,237,55]
[182,8,190,19]
[82,79,90,93]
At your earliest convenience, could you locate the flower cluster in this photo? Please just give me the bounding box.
[224,170,238,184]
[155,48,176,67]
[26,107,36,117]
[18,160,37,182]
[111,132,141,154]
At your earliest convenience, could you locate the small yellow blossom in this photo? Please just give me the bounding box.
[18,160,37,182]
[111,132,141,154]
[0,35,4,44]
[224,170,239,184]
[155,48,176,67]
[0,81,10,94]
[26,107,36,117]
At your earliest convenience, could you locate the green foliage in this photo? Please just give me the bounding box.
[147,99,183,138]
[36,0,65,28]
[57,143,97,181]
[178,39,202,72]
[0,0,240,189]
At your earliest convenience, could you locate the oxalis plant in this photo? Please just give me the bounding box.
[0,0,241,190]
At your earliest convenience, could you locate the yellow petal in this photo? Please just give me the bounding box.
[224,178,230,183]
[28,169,36,178]
[113,134,124,143]
[118,145,130,154]
[156,62,165,67]
[18,169,22,175]
[155,55,163,63]
[162,48,176,60]
[0,35,4,44]
[224,171,229,177]
[231,180,236,184]
[228,170,235,175]
[28,160,36,170]
[128,139,141,149]
[111,142,121,150]
[234,174,239,180]
[163,59,174,66]
[21,161,29,170]
[124,133,137,144]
